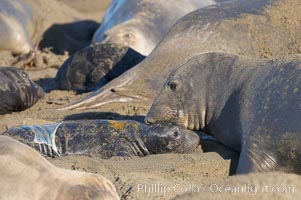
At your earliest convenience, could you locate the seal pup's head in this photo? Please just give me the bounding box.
[143,124,200,154]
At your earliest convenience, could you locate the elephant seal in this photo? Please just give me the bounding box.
[145,52,301,174]
[92,0,217,55]
[3,120,200,158]
[56,43,145,92]
[0,135,119,200]
[60,0,301,111]
[0,67,45,114]
[0,0,36,54]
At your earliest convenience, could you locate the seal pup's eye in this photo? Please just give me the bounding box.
[169,82,177,91]
[172,130,179,138]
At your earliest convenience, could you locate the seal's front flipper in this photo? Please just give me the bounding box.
[236,142,277,174]
[108,133,150,158]
[59,87,141,111]
[3,123,63,158]
[56,71,150,110]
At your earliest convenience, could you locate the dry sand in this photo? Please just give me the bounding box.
[0,0,299,199]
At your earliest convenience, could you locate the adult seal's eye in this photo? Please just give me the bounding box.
[169,82,177,91]
[124,33,133,38]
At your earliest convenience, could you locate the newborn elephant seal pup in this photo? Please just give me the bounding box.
[0,67,45,115]
[3,120,200,158]
[145,52,301,174]
[0,135,119,200]
[56,43,145,92]
[60,0,301,111]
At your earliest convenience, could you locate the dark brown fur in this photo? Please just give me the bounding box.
[0,67,44,114]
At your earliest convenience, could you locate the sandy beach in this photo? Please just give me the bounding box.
[0,0,299,199]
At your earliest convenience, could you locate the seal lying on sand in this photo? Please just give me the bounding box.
[0,135,119,200]
[0,0,36,54]
[145,52,301,174]
[0,67,45,115]
[60,0,301,111]
[92,0,217,55]
[3,120,200,158]
[56,43,145,92]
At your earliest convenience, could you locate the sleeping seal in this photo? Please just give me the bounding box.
[0,0,36,54]
[0,135,119,200]
[60,0,301,111]
[145,52,301,174]
[93,0,217,55]
[3,120,200,158]
[0,67,45,114]
[56,43,145,92]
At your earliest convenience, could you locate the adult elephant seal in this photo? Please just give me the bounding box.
[3,120,199,158]
[0,135,119,200]
[0,0,37,54]
[56,43,145,92]
[0,67,45,114]
[145,52,301,174]
[60,0,301,111]
[92,0,218,56]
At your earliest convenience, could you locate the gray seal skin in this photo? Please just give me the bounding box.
[0,67,45,114]
[93,0,217,56]
[0,135,120,200]
[60,0,301,111]
[56,43,145,92]
[3,120,200,158]
[145,52,301,174]
[0,0,35,54]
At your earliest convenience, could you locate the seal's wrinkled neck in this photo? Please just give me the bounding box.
[139,124,162,154]
[191,53,259,150]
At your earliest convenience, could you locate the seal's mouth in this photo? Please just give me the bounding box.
[145,108,186,127]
